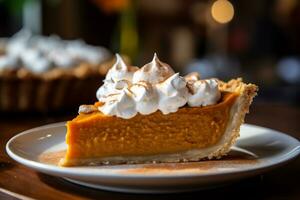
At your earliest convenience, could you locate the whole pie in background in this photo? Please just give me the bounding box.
[0,29,126,112]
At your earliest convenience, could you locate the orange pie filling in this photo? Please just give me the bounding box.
[61,92,238,166]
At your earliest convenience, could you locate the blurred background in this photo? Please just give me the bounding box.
[0,0,300,108]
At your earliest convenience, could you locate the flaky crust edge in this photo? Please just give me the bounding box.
[207,78,258,159]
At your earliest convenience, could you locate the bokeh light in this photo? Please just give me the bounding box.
[211,0,234,24]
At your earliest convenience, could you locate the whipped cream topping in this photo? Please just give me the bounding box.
[0,29,110,73]
[96,54,221,119]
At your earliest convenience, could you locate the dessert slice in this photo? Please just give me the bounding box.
[60,54,257,166]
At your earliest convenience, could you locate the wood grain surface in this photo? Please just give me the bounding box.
[0,103,299,200]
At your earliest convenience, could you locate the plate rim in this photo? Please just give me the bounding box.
[6,122,300,179]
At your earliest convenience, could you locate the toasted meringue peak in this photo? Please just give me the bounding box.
[114,54,127,70]
[132,53,174,84]
[105,54,137,82]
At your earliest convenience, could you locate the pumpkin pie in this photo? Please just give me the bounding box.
[60,54,257,166]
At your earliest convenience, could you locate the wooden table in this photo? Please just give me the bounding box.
[0,103,299,200]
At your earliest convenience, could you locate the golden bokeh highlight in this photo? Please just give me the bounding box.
[211,0,234,24]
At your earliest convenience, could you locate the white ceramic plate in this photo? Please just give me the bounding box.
[6,123,300,193]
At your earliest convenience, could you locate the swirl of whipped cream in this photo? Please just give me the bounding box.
[132,53,174,84]
[106,54,137,82]
[130,81,158,115]
[156,73,188,114]
[99,89,137,119]
[96,79,131,102]
[187,78,221,107]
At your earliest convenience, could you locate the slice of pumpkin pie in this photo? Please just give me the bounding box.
[60,54,258,166]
